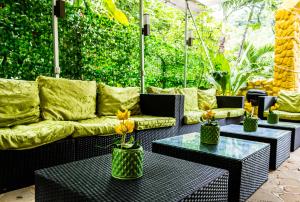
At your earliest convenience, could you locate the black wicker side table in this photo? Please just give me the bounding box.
[221,124,291,170]
[255,120,300,152]
[35,151,229,202]
[152,133,270,202]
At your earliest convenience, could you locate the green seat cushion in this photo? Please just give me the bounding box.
[98,83,141,116]
[198,89,218,110]
[37,76,97,121]
[264,110,300,121]
[0,79,40,127]
[130,115,176,130]
[0,121,74,150]
[183,111,204,125]
[72,117,120,138]
[277,90,300,113]
[213,108,245,119]
[177,88,199,112]
[147,87,176,94]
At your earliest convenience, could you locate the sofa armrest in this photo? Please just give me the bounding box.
[216,96,245,108]
[140,94,183,118]
[258,96,277,119]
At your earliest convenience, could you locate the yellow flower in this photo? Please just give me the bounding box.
[206,110,215,119]
[202,110,215,121]
[115,124,124,135]
[244,102,253,113]
[203,104,212,111]
[270,103,280,112]
[115,120,135,135]
[116,109,130,120]
[124,120,135,133]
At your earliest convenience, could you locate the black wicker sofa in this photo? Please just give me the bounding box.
[258,95,300,123]
[179,96,245,134]
[0,93,182,194]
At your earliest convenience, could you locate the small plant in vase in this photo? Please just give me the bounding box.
[243,102,258,132]
[200,105,220,145]
[111,110,144,180]
[267,103,280,124]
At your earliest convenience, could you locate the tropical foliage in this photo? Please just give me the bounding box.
[209,41,274,96]
[0,0,281,89]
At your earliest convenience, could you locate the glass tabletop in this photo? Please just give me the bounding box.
[258,120,300,129]
[221,124,289,139]
[153,133,268,160]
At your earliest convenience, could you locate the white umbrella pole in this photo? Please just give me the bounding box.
[140,0,145,93]
[52,0,60,78]
[184,0,188,88]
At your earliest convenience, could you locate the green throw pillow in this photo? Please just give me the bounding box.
[147,86,176,94]
[0,79,40,127]
[37,76,97,121]
[277,90,300,113]
[176,88,198,112]
[98,83,141,116]
[198,89,218,110]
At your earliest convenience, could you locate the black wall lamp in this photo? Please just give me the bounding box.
[54,0,65,18]
[187,30,193,46]
[143,13,150,36]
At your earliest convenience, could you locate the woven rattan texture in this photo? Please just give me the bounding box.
[35,152,229,202]
[220,130,291,170]
[239,145,270,201]
[0,138,75,194]
[152,141,270,202]
[255,123,300,152]
[181,173,229,202]
[275,134,291,169]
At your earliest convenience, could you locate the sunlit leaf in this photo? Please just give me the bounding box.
[113,9,129,26]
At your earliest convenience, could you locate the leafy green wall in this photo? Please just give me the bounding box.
[0,0,220,88]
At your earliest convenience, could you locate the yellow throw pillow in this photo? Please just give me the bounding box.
[147,86,176,94]
[37,76,97,121]
[0,79,40,127]
[176,88,198,112]
[277,90,300,113]
[98,83,141,116]
[198,89,218,110]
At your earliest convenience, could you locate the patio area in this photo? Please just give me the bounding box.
[0,148,299,202]
[1,0,300,201]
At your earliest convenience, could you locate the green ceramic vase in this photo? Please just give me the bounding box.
[267,113,279,124]
[111,146,144,180]
[243,117,258,132]
[200,124,220,145]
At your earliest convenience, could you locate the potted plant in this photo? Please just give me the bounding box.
[111,110,144,180]
[243,102,258,132]
[200,105,220,145]
[268,103,280,124]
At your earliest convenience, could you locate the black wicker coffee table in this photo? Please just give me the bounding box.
[152,133,270,202]
[221,124,291,170]
[255,120,300,152]
[35,151,229,202]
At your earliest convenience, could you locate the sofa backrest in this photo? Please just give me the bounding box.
[97,83,141,116]
[277,90,300,113]
[37,76,97,121]
[0,78,40,127]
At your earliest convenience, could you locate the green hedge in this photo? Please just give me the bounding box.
[0,0,219,88]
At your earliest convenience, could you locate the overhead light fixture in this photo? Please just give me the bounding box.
[54,0,65,18]
[143,13,150,36]
[187,30,193,46]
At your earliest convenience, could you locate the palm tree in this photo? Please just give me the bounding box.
[209,42,274,95]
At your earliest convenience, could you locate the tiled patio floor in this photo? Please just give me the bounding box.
[1,149,300,202]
